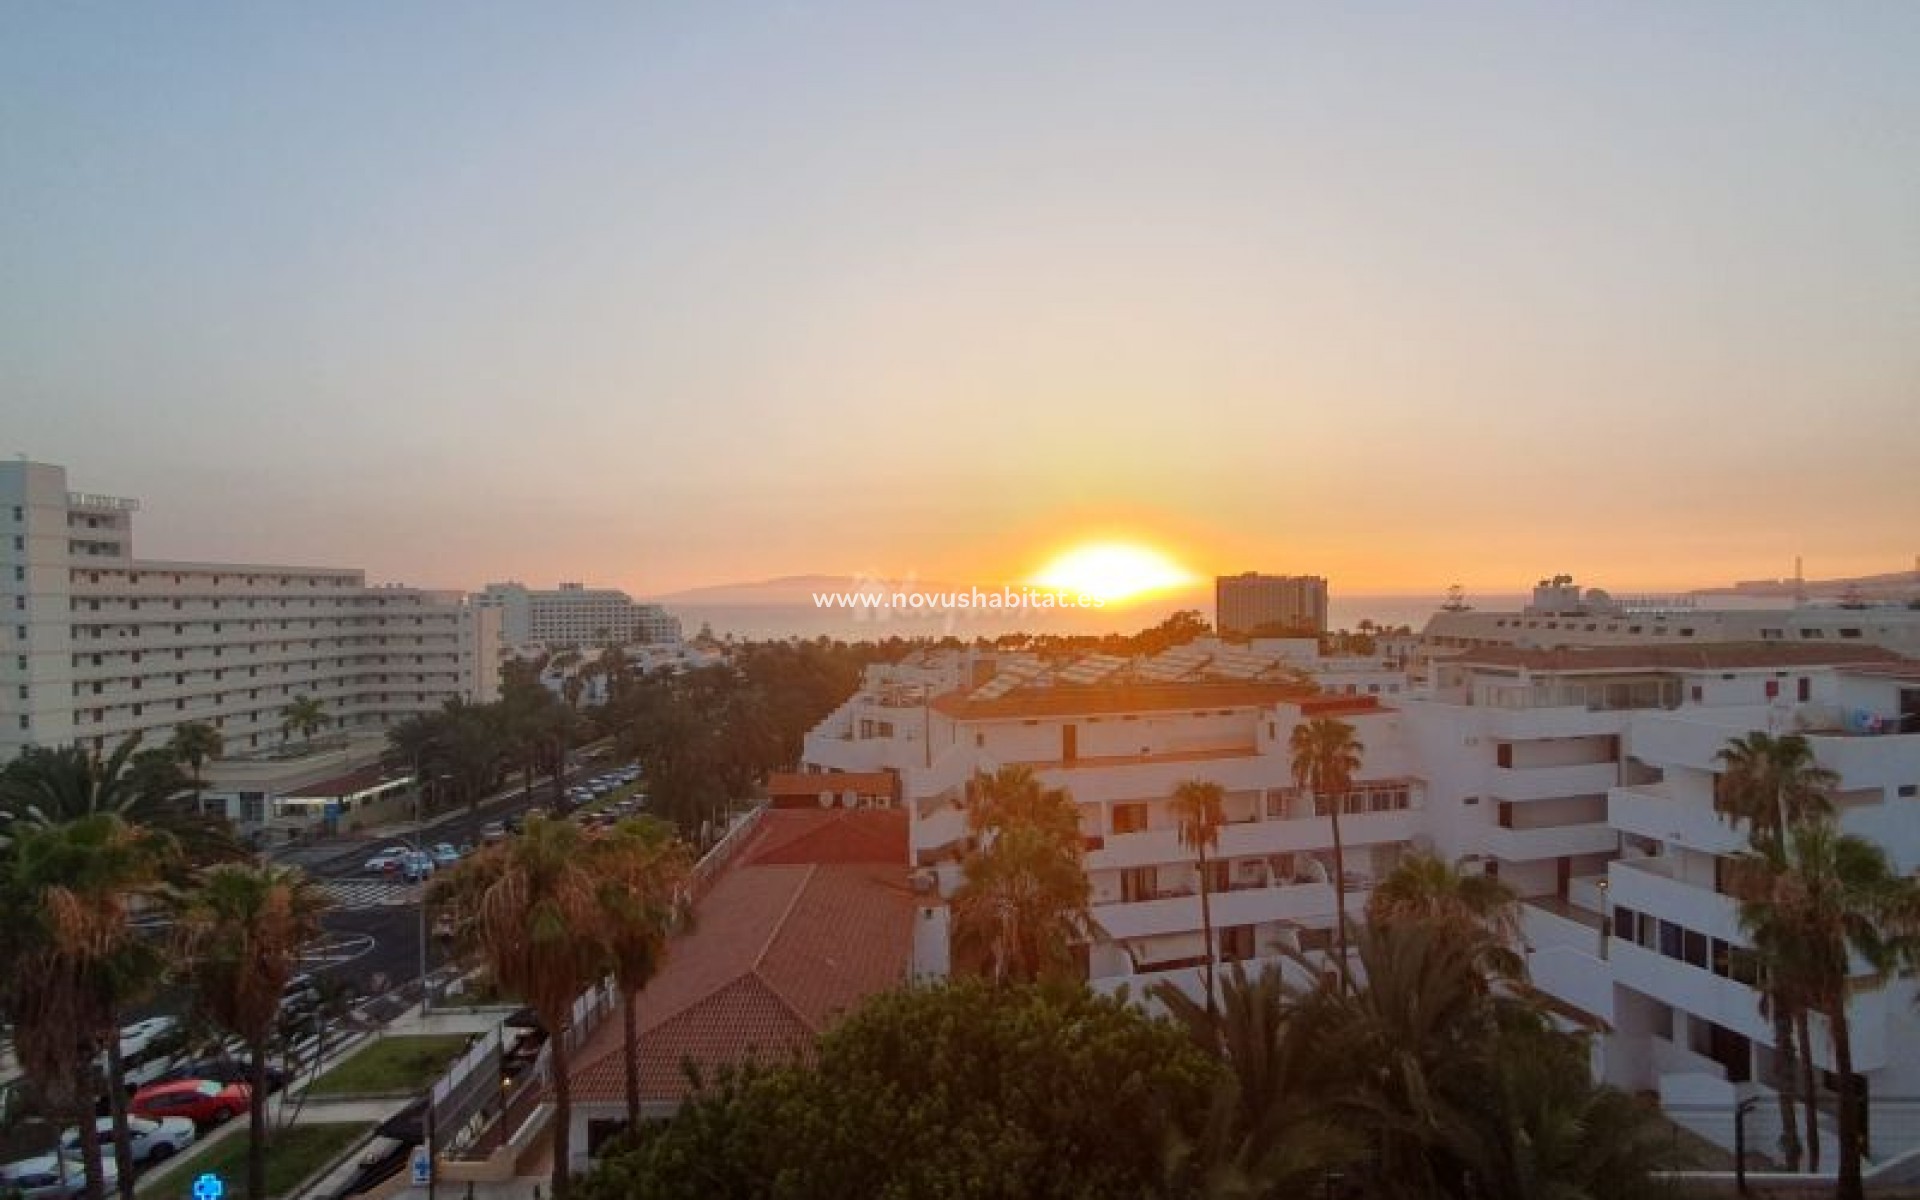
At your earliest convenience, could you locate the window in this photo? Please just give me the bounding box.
[1797,677,1811,702]
[1112,803,1149,835]
[1613,905,1636,942]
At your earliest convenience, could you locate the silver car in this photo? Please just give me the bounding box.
[60,1115,197,1164]
[0,1151,121,1199]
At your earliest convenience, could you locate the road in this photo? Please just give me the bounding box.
[285,751,627,1000]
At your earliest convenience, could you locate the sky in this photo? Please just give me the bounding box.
[4,2,1917,599]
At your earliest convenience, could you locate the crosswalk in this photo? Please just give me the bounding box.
[319,879,423,909]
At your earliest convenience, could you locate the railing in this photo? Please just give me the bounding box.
[445,979,619,1161]
[689,802,768,900]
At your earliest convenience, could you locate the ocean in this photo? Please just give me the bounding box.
[667,592,1537,643]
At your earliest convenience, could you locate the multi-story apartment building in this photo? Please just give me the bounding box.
[0,460,503,779]
[804,641,1421,993]
[800,632,1920,1159]
[1409,642,1920,1154]
[476,581,680,648]
[1215,572,1329,636]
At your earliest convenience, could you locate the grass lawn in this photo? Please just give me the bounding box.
[138,1122,371,1200]
[305,1034,470,1098]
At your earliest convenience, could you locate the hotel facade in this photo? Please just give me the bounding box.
[0,461,504,825]
[475,581,680,649]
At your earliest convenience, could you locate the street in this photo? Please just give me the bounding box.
[283,752,618,1000]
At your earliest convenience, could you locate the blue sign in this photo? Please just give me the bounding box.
[411,1148,432,1186]
[192,1175,225,1200]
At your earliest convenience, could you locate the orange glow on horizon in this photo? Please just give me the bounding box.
[1029,540,1197,605]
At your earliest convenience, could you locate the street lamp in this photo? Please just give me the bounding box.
[1734,1095,1761,1196]
[1597,878,1611,961]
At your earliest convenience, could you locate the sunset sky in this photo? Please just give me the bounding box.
[4,3,1916,598]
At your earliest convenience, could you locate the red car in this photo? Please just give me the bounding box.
[130,1079,251,1126]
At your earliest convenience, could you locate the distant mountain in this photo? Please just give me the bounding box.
[646,574,978,605]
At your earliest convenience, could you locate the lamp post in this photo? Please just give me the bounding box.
[1597,877,1611,961]
[1735,1095,1761,1195]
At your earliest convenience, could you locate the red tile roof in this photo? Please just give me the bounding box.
[931,680,1313,721]
[1449,643,1906,673]
[279,762,412,799]
[566,809,915,1106]
[1839,661,1920,683]
[746,807,908,866]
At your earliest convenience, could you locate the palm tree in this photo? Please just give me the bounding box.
[1715,733,1838,849]
[589,817,693,1131]
[1368,853,1523,980]
[0,735,239,864]
[1171,780,1227,1014]
[1454,1016,1689,1200]
[433,817,606,1200]
[0,815,174,1200]
[384,712,447,821]
[964,765,1082,845]
[951,822,1092,984]
[1152,962,1361,1194]
[1716,731,1839,1172]
[1288,717,1364,993]
[166,722,224,817]
[172,863,331,1200]
[1729,821,1919,1200]
[278,694,329,748]
[1289,920,1513,1197]
[951,767,1090,984]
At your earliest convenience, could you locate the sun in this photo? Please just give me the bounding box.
[1030,541,1197,605]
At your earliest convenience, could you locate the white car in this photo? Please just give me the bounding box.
[60,1115,197,1165]
[363,847,409,874]
[0,1151,120,1199]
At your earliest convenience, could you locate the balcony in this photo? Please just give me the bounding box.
[1627,710,1774,773]
[1521,900,1613,1024]
[1804,729,1920,791]
[1091,879,1363,941]
[1085,807,1418,872]
[1608,784,1745,856]
[1484,820,1618,861]
[1488,761,1620,802]
[1485,705,1633,741]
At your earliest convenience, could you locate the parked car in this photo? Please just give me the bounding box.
[281,973,321,1011]
[0,1151,120,1199]
[401,852,435,882]
[105,1015,188,1096]
[479,822,507,844]
[363,847,409,874]
[60,1115,196,1165]
[151,1058,287,1093]
[130,1079,251,1126]
[431,843,461,867]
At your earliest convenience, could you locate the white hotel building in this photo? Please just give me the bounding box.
[476,581,680,649]
[800,628,1920,1160]
[0,461,504,824]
